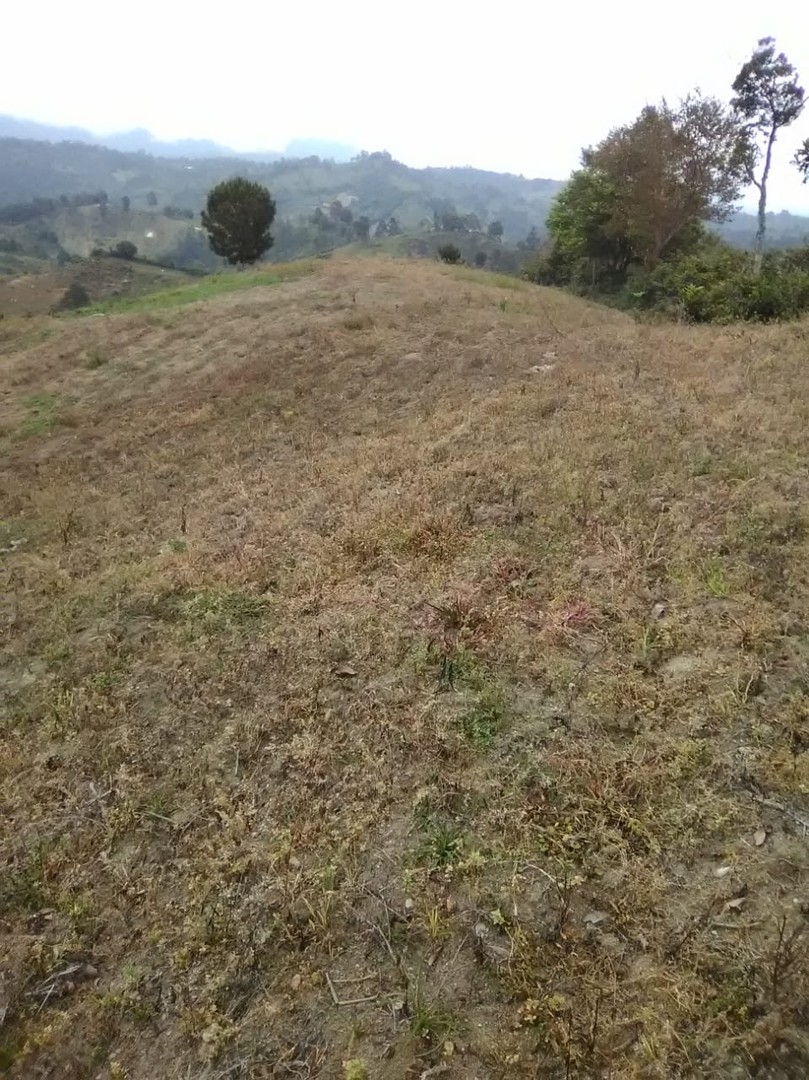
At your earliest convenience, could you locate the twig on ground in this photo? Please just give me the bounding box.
[324,971,378,1007]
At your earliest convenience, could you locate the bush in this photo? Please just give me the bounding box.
[631,247,809,323]
[438,243,462,264]
[55,282,91,310]
[112,240,138,260]
[474,251,488,268]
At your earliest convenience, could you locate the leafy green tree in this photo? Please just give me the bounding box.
[732,38,805,257]
[121,195,131,212]
[147,191,158,207]
[542,170,630,287]
[487,220,503,240]
[437,243,462,264]
[201,178,276,266]
[113,240,137,260]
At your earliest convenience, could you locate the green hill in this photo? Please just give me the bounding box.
[1,135,807,273]
[0,138,560,240]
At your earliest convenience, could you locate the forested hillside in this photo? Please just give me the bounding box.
[1,131,807,273]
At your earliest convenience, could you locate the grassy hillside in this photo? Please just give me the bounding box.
[2,258,809,1078]
[0,255,202,317]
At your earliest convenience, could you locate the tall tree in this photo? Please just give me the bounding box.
[731,37,805,261]
[587,95,746,269]
[201,178,276,267]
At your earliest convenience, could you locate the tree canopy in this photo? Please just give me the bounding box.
[540,94,746,288]
[585,95,746,269]
[201,178,276,267]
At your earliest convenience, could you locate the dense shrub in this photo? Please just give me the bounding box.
[437,243,462,264]
[631,247,809,322]
[55,282,91,310]
[112,241,138,260]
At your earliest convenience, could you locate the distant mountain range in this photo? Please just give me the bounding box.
[0,115,358,163]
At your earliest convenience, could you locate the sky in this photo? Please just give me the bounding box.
[3,0,809,212]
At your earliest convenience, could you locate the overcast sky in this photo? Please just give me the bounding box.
[4,1,809,211]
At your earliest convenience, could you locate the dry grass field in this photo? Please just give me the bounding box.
[0,258,197,318]
[2,256,809,1079]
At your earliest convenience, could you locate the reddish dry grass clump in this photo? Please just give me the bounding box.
[1,257,809,1078]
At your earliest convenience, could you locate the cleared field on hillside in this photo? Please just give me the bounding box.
[2,258,809,1079]
[0,257,196,318]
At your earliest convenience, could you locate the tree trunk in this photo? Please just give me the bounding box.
[754,126,777,274]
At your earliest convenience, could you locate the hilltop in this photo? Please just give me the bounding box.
[2,257,809,1078]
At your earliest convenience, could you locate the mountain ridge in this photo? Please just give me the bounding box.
[0,115,359,163]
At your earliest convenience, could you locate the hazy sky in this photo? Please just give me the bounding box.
[4,1,809,211]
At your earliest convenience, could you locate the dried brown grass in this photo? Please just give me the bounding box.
[2,257,809,1078]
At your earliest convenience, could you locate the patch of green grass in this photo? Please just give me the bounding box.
[411,642,486,690]
[409,981,456,1042]
[417,820,464,868]
[181,588,264,632]
[88,670,115,694]
[458,687,505,747]
[81,261,315,315]
[452,266,527,290]
[21,393,59,435]
[703,559,731,598]
[0,841,51,915]
[690,452,713,477]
